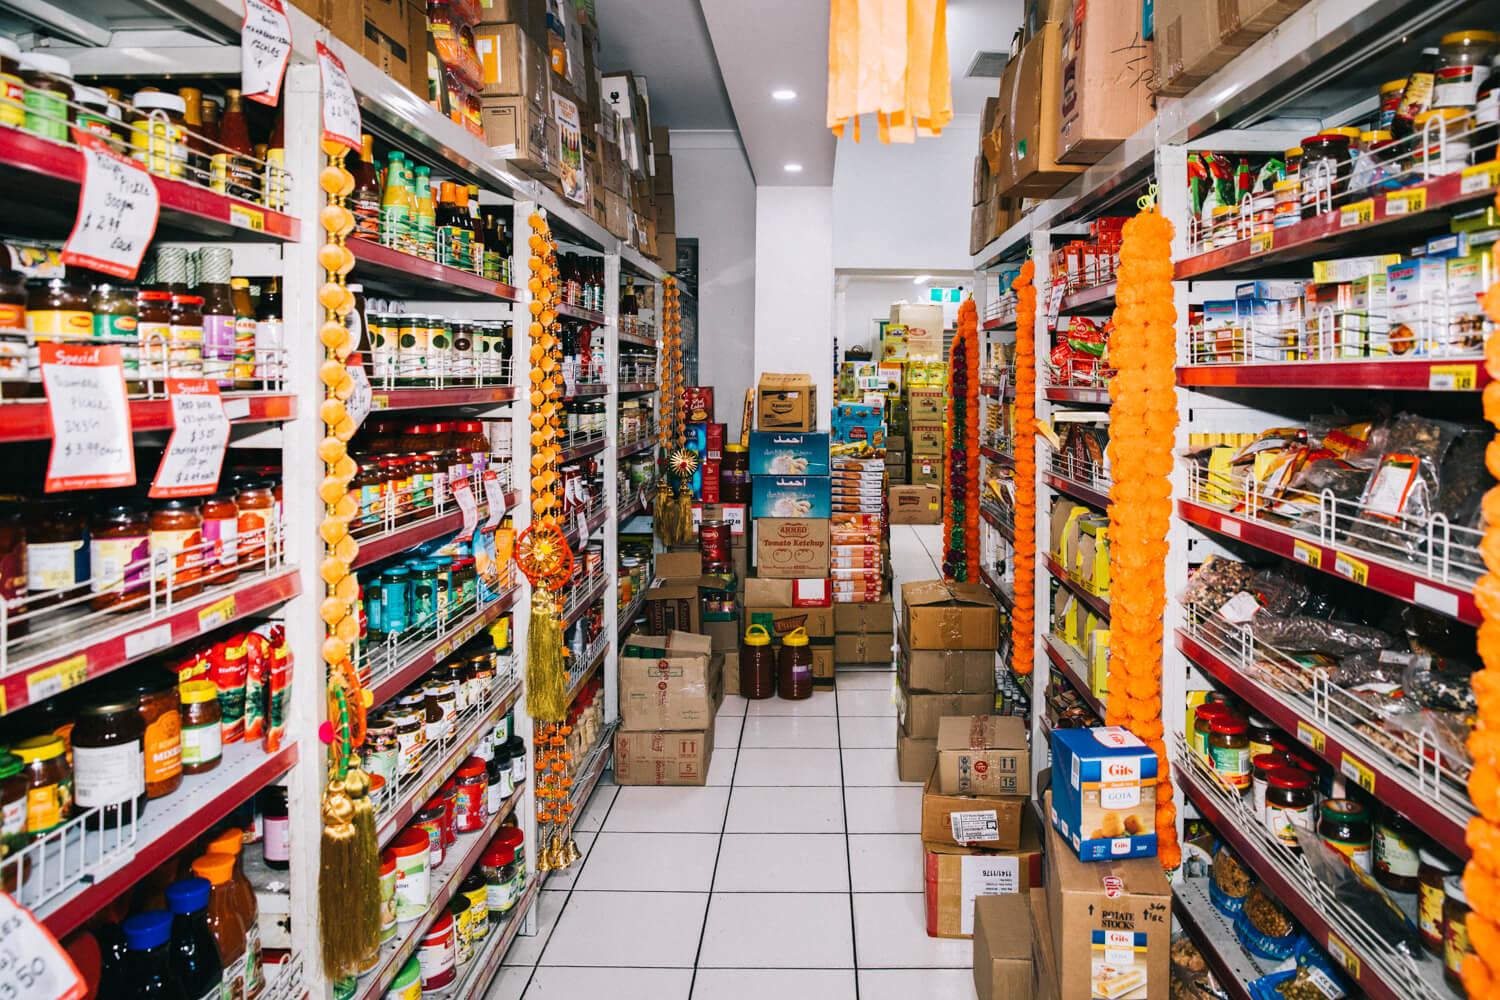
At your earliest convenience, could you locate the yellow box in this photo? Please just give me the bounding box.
[1050,504,1089,565]
[1088,628,1110,700]
[1076,520,1109,597]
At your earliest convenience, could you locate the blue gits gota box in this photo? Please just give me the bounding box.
[1050,726,1158,861]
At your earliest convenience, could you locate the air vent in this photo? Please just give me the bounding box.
[965,50,1007,79]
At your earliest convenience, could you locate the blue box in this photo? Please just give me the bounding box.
[749,431,831,476]
[1050,727,1159,861]
[831,403,885,458]
[750,475,831,519]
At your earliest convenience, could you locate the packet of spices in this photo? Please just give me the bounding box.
[210,633,248,743]
[243,627,270,742]
[262,623,291,752]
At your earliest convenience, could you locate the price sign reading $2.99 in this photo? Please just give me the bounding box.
[61,132,159,281]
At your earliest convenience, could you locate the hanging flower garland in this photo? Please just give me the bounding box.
[1463,203,1500,995]
[519,213,579,870]
[657,278,693,545]
[1010,262,1038,675]
[1103,199,1181,873]
[314,141,380,980]
[943,298,980,581]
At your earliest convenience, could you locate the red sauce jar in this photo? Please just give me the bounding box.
[200,493,238,584]
[415,798,446,868]
[235,481,274,566]
[453,756,487,833]
[149,499,204,599]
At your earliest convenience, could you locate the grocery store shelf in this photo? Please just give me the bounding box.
[543,720,616,848]
[1043,635,1103,718]
[617,588,649,637]
[1058,282,1116,316]
[347,237,520,301]
[980,317,1015,332]
[1177,358,1489,392]
[0,126,300,242]
[1043,384,1111,406]
[563,502,610,550]
[1042,469,1110,511]
[617,490,651,525]
[367,385,518,412]
[1173,878,1275,1000]
[562,572,609,628]
[35,741,299,936]
[562,382,610,400]
[1177,499,1479,626]
[1176,625,1470,858]
[617,436,656,460]
[1175,165,1500,280]
[979,502,1013,542]
[618,382,659,395]
[980,565,1013,608]
[352,489,518,569]
[563,634,608,709]
[430,878,539,999]
[0,566,301,716]
[618,328,658,349]
[1045,556,1109,620]
[0,392,295,443]
[560,435,608,462]
[980,445,1014,469]
[355,786,525,1000]
[979,383,1001,398]
[556,300,606,324]
[367,589,518,707]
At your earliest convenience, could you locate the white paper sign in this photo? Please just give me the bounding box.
[949,808,1000,846]
[61,132,159,281]
[151,380,231,498]
[0,893,87,1000]
[317,41,362,151]
[483,472,505,528]
[242,0,292,106]
[345,365,372,428]
[958,855,1019,935]
[41,343,136,493]
[453,479,479,537]
[1047,282,1066,330]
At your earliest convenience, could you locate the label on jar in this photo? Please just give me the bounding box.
[22,89,68,142]
[233,317,257,382]
[150,527,204,579]
[263,815,290,863]
[25,779,67,834]
[28,539,87,592]
[181,719,223,767]
[1323,833,1372,873]
[219,950,247,1000]
[1434,63,1491,109]
[1,793,25,836]
[168,322,202,375]
[202,314,235,382]
[464,887,488,941]
[417,928,454,984]
[396,727,423,774]
[0,73,23,128]
[203,516,238,570]
[1376,826,1421,877]
[1208,744,1250,789]
[394,852,429,923]
[1446,911,1470,975]
[486,874,517,913]
[139,320,171,378]
[244,923,262,995]
[1420,880,1446,943]
[73,739,145,808]
[91,535,149,594]
[143,708,182,786]
[1264,800,1313,848]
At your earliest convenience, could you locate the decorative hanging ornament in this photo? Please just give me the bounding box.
[827,0,954,143]
[943,299,981,581]
[316,140,380,981]
[656,278,693,545]
[1102,196,1181,874]
[1010,262,1038,677]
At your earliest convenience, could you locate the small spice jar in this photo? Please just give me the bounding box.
[1319,799,1372,872]
[1261,768,1313,848]
[391,709,424,776]
[388,827,431,923]
[493,826,524,896]
[128,90,187,179]
[178,679,223,775]
[486,745,513,814]
[0,38,24,130]
[72,697,146,830]
[415,796,447,867]
[1419,847,1459,954]
[25,497,89,608]
[740,623,776,699]
[482,842,517,920]
[149,499,205,598]
[777,627,813,701]
[1298,132,1354,217]
[12,734,70,837]
[1444,874,1472,990]
[1207,715,1251,793]
[1374,807,1424,893]
[453,756,487,834]
[1245,714,1276,760]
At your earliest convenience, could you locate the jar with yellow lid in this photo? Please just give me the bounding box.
[12,734,70,837]
[1378,78,1407,130]
[129,90,188,179]
[777,626,813,701]
[1413,107,1473,176]
[740,623,776,700]
[179,679,223,775]
[1434,30,1497,110]
[0,38,26,130]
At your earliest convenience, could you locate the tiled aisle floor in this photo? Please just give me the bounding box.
[488,525,974,999]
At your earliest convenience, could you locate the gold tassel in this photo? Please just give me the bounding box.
[526,587,567,722]
[563,837,582,865]
[672,483,695,547]
[343,761,382,966]
[318,778,365,980]
[652,479,673,544]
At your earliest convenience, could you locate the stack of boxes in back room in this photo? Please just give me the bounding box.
[1049,498,1111,702]
[879,303,947,524]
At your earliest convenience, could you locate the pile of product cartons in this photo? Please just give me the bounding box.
[613,630,721,785]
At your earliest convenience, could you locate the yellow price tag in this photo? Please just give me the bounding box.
[1333,552,1368,586]
[229,205,266,231]
[1341,752,1376,793]
[1384,187,1426,216]
[1461,161,1500,196]
[1429,363,1477,391]
[1296,720,1326,754]
[1326,933,1361,979]
[1249,233,1274,256]
[1292,540,1321,569]
[372,395,388,411]
[1338,200,1373,228]
[198,595,237,630]
[27,654,88,703]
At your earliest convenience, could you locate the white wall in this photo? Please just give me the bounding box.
[830,116,980,272]
[755,186,835,429]
[668,131,757,437]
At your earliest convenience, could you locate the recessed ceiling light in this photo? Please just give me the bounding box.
[772,88,797,101]
[783,162,803,173]
[912,274,932,284]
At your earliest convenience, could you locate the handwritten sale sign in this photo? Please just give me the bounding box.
[317,42,362,151]
[242,0,293,106]
[0,893,86,1000]
[61,132,159,281]
[151,379,231,498]
[41,343,136,492]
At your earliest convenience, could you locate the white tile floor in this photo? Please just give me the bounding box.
[489,525,967,999]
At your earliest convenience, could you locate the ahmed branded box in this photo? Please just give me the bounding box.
[1050,727,1158,861]
[972,892,1035,996]
[618,631,721,731]
[748,431,831,476]
[751,476,831,519]
[1055,0,1153,164]
[834,632,892,664]
[898,730,938,782]
[756,372,817,431]
[1044,790,1171,1000]
[899,680,994,740]
[890,485,941,524]
[743,576,831,609]
[754,517,831,579]
[921,769,1027,850]
[936,715,1029,796]
[902,580,1002,651]
[898,629,996,694]
[614,725,713,786]
[836,596,894,633]
[925,816,1042,939]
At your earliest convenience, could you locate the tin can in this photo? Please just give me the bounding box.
[700,519,731,572]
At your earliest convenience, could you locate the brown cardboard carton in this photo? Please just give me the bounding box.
[618,631,720,731]
[654,152,674,193]
[604,188,630,238]
[921,770,1027,850]
[1219,0,1309,48]
[835,597,894,633]
[1029,888,1060,999]
[936,715,1029,796]
[474,23,549,105]
[925,819,1042,939]
[898,730,938,782]
[755,517,831,579]
[908,387,946,421]
[656,193,676,232]
[909,463,941,488]
[1056,0,1154,163]
[889,485,940,524]
[1043,791,1171,1000]
[1003,21,1086,197]
[614,725,713,785]
[757,373,817,431]
[742,576,830,609]
[743,604,835,641]
[899,680,995,740]
[482,96,552,174]
[477,0,546,36]
[834,632,893,664]
[657,232,678,267]
[721,650,740,696]
[898,629,996,694]
[812,645,834,680]
[703,619,740,653]
[1150,0,1233,96]
[325,0,427,96]
[909,421,945,455]
[973,891,1035,993]
[970,201,990,256]
[902,580,1001,650]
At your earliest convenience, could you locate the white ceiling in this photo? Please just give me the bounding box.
[596,0,737,131]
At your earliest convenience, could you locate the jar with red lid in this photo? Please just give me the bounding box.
[436,778,457,848]
[89,502,149,611]
[414,798,446,868]
[1208,715,1251,792]
[1262,768,1314,847]
[417,911,456,991]
[453,756,488,833]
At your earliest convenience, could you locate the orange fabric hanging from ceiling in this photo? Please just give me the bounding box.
[828,0,953,144]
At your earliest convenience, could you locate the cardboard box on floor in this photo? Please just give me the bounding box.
[921,769,1027,850]
[973,892,1034,996]
[618,630,721,731]
[889,485,940,524]
[899,680,994,739]
[754,517,831,579]
[1043,790,1171,1000]
[721,649,740,696]
[834,632,893,664]
[898,629,996,695]
[835,597,894,633]
[925,812,1042,939]
[1055,0,1154,163]
[902,580,1002,650]
[936,715,1029,796]
[641,551,723,634]
[614,724,713,786]
[744,576,830,609]
[898,729,937,783]
[756,373,817,431]
[1029,888,1060,1000]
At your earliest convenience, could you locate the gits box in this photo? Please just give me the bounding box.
[1050,727,1158,861]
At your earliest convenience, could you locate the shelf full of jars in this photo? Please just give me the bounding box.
[971,8,1500,998]
[0,0,670,994]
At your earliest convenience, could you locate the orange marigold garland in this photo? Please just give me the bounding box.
[1464,198,1500,996]
[943,299,981,581]
[1104,201,1180,873]
[1010,262,1038,676]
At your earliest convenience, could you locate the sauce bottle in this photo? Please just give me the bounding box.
[198,247,235,386]
[351,134,382,241]
[205,827,262,996]
[230,278,257,388]
[190,853,248,1000]
[121,911,187,999]
[777,627,813,700]
[381,151,411,252]
[413,165,436,260]
[165,877,223,1000]
[213,89,258,202]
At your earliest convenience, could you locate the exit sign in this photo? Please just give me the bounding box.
[928,287,962,303]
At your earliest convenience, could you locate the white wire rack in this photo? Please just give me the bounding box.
[560,427,607,453]
[562,627,609,697]
[1181,604,1473,827]
[984,293,1018,326]
[360,585,516,694]
[368,354,515,391]
[1187,304,1490,366]
[1176,738,1449,1000]
[1045,354,1114,391]
[350,465,513,540]
[0,335,290,397]
[263,952,306,1000]
[619,360,658,384]
[1046,446,1113,498]
[1185,462,1484,589]
[561,566,609,624]
[541,718,617,844]
[619,316,656,342]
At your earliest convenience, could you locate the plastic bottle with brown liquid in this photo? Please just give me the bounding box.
[777,627,813,700]
[740,623,776,699]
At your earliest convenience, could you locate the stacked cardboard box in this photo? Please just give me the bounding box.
[833,597,893,667]
[614,631,722,785]
[1152,0,1309,97]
